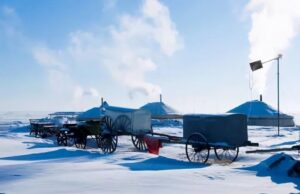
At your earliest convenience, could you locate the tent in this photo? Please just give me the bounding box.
[140,101,182,119]
[228,100,295,127]
[77,101,109,121]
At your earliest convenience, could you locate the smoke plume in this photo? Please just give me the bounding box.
[101,0,182,99]
[247,0,300,94]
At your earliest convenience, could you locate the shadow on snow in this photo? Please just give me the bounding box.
[0,148,102,161]
[239,153,300,191]
[22,141,57,149]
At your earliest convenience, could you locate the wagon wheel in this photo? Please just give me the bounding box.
[131,135,147,151]
[214,147,239,162]
[95,134,102,148]
[102,116,114,133]
[30,128,38,137]
[74,136,87,149]
[74,133,87,149]
[41,130,48,138]
[29,127,34,136]
[57,132,68,146]
[185,133,210,163]
[100,134,118,153]
[113,115,131,133]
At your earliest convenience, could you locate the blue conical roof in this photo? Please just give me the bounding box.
[77,101,109,121]
[140,102,178,117]
[228,100,291,118]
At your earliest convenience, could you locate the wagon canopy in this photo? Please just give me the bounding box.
[105,106,152,135]
[183,113,248,147]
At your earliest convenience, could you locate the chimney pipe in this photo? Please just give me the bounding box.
[101,97,104,105]
[260,94,262,102]
[160,94,162,103]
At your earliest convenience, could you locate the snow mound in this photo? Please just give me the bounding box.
[243,153,300,181]
[121,155,205,171]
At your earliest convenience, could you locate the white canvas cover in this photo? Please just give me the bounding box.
[105,106,151,134]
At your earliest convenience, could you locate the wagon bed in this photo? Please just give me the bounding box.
[56,106,152,153]
[144,113,258,163]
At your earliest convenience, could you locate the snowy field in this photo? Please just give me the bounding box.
[0,112,300,194]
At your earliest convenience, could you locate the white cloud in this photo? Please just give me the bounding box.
[54,0,182,100]
[2,6,16,17]
[33,47,66,70]
[100,0,182,99]
[6,0,181,109]
[74,87,100,98]
[32,45,101,109]
[142,0,182,56]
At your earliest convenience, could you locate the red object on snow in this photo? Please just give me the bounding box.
[144,136,162,155]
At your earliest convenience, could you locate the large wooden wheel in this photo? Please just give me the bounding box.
[74,135,87,149]
[131,135,147,151]
[185,133,210,163]
[57,132,68,146]
[113,115,131,133]
[95,134,102,148]
[100,134,118,153]
[102,116,114,133]
[214,147,239,162]
[74,129,87,149]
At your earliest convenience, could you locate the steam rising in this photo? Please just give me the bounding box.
[247,0,300,94]
[102,0,182,99]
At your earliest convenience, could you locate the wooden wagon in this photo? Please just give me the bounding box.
[145,113,258,163]
[56,106,152,153]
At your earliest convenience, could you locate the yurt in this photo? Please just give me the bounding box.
[140,95,182,119]
[228,100,295,127]
[77,101,109,121]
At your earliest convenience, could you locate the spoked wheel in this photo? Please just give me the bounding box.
[74,135,87,149]
[29,128,34,136]
[100,134,118,154]
[95,134,102,148]
[57,132,68,146]
[185,133,210,163]
[214,147,239,163]
[131,135,147,151]
[102,116,114,132]
[113,115,131,133]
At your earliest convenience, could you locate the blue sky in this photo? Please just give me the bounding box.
[0,0,300,114]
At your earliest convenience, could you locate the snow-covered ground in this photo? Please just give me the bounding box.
[0,113,300,194]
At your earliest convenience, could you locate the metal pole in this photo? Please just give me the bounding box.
[277,57,280,136]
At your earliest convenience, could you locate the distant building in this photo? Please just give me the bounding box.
[77,101,109,121]
[228,100,295,127]
[140,95,182,119]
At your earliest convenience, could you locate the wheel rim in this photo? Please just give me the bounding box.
[95,134,102,148]
[113,115,131,133]
[101,135,118,153]
[214,147,239,162]
[131,135,147,151]
[75,136,87,149]
[57,132,67,146]
[185,133,210,163]
[57,133,62,145]
[102,116,114,132]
